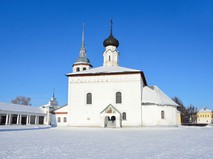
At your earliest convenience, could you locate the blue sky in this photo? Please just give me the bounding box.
[0,0,212,109]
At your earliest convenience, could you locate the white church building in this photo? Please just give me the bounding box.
[51,21,179,127]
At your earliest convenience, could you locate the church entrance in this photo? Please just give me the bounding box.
[101,104,122,128]
[104,116,116,128]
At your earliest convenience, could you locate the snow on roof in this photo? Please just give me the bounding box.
[67,66,141,75]
[52,104,68,112]
[142,86,178,107]
[198,108,212,113]
[0,102,45,114]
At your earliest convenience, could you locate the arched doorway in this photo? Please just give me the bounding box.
[100,104,122,128]
[104,116,116,128]
[111,116,116,127]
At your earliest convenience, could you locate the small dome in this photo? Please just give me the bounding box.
[76,57,90,64]
[103,34,119,48]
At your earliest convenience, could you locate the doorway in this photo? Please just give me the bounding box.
[104,116,116,128]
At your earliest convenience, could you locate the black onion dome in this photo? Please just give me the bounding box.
[103,34,119,48]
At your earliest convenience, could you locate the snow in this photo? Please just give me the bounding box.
[0,126,213,159]
[198,108,212,113]
[0,102,45,114]
[142,86,178,106]
[67,66,141,75]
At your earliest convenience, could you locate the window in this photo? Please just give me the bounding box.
[122,112,127,120]
[109,56,111,61]
[161,111,165,119]
[83,67,86,71]
[86,93,92,104]
[58,117,61,123]
[116,92,122,104]
[63,117,67,123]
[76,67,80,72]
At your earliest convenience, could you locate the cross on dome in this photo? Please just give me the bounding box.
[103,19,119,48]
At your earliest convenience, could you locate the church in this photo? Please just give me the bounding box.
[51,21,179,127]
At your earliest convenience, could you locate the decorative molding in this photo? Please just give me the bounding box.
[52,112,68,114]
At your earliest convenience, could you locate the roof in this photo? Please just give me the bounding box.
[68,66,140,75]
[75,56,90,64]
[198,108,212,113]
[67,66,147,85]
[142,86,178,107]
[0,102,45,114]
[52,104,68,112]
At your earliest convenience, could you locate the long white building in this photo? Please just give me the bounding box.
[0,102,47,125]
[52,22,179,127]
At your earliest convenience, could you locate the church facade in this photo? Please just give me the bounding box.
[52,22,179,127]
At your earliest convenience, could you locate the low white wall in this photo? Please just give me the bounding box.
[51,106,68,127]
[142,105,178,126]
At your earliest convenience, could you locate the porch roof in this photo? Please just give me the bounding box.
[0,102,45,115]
[100,104,121,114]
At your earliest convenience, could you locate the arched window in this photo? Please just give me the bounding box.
[116,92,122,104]
[76,67,80,72]
[58,117,61,123]
[86,93,92,104]
[63,117,67,123]
[161,111,165,119]
[109,56,111,61]
[122,112,127,120]
[83,67,86,71]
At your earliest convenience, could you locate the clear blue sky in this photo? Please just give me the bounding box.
[0,0,212,109]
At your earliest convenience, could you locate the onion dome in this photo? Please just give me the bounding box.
[103,34,119,47]
[103,19,119,48]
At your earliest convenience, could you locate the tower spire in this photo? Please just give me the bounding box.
[110,18,113,35]
[72,22,92,73]
[82,22,85,48]
[80,22,86,57]
[53,88,55,98]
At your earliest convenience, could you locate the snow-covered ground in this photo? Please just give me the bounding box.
[0,126,213,159]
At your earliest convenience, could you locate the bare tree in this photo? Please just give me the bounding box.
[11,96,31,106]
[172,97,198,123]
[187,104,198,123]
[172,96,187,123]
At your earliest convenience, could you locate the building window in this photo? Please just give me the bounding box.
[161,111,165,119]
[58,117,61,123]
[122,112,127,120]
[86,93,92,104]
[83,67,86,71]
[109,56,111,61]
[63,117,67,123]
[76,67,80,72]
[116,92,122,104]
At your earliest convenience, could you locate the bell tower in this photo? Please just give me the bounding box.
[103,19,120,67]
[72,23,92,73]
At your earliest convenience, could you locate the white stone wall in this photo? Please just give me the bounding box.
[73,64,91,73]
[141,105,178,126]
[67,73,143,127]
[51,106,68,127]
[103,46,119,66]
